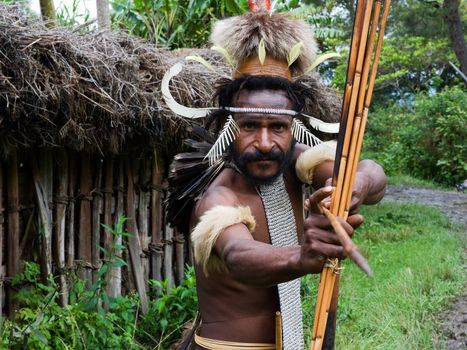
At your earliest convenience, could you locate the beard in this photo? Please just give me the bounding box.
[231,141,296,187]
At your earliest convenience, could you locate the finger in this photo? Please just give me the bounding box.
[307,241,345,260]
[347,214,364,230]
[307,186,334,213]
[304,227,341,245]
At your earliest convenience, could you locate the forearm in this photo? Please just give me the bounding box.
[356,159,386,204]
[220,239,321,287]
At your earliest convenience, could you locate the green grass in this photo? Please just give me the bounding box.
[302,202,466,350]
[387,174,453,190]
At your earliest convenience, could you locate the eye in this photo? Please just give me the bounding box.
[271,123,288,132]
[241,122,257,131]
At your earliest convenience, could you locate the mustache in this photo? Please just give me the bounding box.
[240,150,284,163]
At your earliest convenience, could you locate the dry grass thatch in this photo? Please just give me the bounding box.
[0,4,341,157]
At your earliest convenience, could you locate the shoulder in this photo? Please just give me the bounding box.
[195,184,241,220]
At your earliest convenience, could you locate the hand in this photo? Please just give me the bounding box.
[300,187,353,273]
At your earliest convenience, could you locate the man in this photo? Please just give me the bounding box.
[164,7,386,350]
[188,80,385,350]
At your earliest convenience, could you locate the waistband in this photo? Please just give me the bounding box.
[194,334,276,350]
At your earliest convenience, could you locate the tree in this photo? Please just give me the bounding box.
[443,0,467,76]
[97,0,111,29]
[39,0,56,21]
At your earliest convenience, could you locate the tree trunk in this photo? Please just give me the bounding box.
[39,0,56,21]
[96,0,111,30]
[443,0,467,76]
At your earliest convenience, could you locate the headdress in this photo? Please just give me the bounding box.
[165,1,341,230]
[162,1,340,166]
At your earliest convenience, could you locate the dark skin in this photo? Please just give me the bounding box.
[190,89,386,347]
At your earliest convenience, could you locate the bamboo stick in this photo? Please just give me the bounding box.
[54,150,69,305]
[126,160,148,314]
[92,159,103,284]
[7,150,20,316]
[78,154,93,285]
[150,151,164,285]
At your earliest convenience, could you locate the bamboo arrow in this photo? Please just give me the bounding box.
[310,0,392,349]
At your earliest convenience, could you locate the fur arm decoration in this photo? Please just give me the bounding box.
[192,205,256,276]
[295,141,337,184]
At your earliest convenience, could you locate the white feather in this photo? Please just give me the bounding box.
[161,63,215,119]
[292,119,322,147]
[205,116,239,166]
[302,113,340,133]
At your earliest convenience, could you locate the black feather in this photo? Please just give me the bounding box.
[166,127,224,234]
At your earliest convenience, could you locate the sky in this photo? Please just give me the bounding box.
[30,0,98,23]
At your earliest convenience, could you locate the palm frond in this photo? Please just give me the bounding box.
[291,118,322,147]
[204,115,239,166]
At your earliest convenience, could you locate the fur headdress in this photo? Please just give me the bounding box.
[211,12,317,78]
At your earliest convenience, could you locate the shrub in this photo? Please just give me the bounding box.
[364,86,466,186]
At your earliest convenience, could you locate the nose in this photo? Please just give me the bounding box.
[255,127,274,153]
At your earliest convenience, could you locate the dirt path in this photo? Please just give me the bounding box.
[383,186,467,350]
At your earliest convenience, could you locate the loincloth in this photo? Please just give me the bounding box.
[194,333,276,349]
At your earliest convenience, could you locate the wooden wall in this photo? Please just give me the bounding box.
[0,148,190,316]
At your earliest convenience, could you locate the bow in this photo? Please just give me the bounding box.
[310,0,392,349]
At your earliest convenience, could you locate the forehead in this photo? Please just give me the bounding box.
[233,89,293,109]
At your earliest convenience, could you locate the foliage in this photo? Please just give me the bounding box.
[137,268,198,348]
[363,86,466,186]
[56,0,90,28]
[303,202,466,349]
[0,217,198,349]
[111,0,248,48]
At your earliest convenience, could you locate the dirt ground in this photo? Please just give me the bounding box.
[383,186,467,350]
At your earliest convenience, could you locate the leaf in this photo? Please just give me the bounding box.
[288,41,303,67]
[211,45,234,67]
[185,55,217,73]
[258,38,266,66]
[305,52,342,73]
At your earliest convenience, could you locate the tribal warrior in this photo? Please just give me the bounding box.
[165,5,386,350]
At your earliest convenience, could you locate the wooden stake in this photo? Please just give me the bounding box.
[0,162,4,316]
[66,154,77,270]
[150,151,164,285]
[138,158,151,287]
[163,224,175,290]
[111,160,124,297]
[7,150,20,316]
[126,160,148,314]
[54,150,69,305]
[78,154,93,285]
[174,231,185,284]
[103,158,116,297]
[92,159,103,284]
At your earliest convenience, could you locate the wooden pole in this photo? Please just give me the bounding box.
[0,162,4,316]
[111,160,124,297]
[163,225,175,290]
[66,154,77,270]
[32,150,54,279]
[138,158,151,287]
[54,150,69,305]
[126,160,148,313]
[150,151,164,285]
[78,154,93,285]
[103,158,116,297]
[92,159,103,284]
[7,150,20,316]
[174,230,185,284]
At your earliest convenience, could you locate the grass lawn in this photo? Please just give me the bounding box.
[302,202,466,350]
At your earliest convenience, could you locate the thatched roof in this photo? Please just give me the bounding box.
[0,4,341,157]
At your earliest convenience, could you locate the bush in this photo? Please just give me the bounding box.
[364,86,466,186]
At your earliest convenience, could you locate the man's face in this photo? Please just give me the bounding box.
[230,89,295,186]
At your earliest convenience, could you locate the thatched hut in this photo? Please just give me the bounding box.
[0,4,341,316]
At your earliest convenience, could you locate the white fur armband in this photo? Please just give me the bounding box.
[295,141,337,184]
[192,205,256,276]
